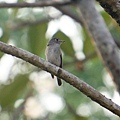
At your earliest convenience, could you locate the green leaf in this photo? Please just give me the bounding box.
[27,23,47,56]
[0,74,29,109]
[10,9,19,19]
[54,30,75,57]
[82,28,95,55]
[101,10,113,26]
[0,9,9,24]
[74,59,104,89]
[0,26,10,57]
[0,27,10,43]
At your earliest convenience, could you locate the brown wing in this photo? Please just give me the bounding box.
[57,53,62,86]
[60,54,62,68]
[52,53,62,83]
[57,77,62,86]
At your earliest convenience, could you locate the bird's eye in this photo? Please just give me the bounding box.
[55,38,58,42]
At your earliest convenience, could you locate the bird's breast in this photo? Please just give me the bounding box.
[45,46,61,66]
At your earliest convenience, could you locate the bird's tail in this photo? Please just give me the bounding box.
[51,74,62,86]
[57,77,62,86]
[51,74,54,79]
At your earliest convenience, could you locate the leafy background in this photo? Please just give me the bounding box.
[0,1,120,120]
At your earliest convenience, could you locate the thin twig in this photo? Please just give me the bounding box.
[65,99,85,119]
[55,6,84,26]
[12,89,33,120]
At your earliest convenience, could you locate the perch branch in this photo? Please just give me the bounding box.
[0,42,119,116]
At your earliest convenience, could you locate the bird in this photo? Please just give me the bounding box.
[45,38,64,86]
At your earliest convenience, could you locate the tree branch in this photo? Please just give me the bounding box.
[0,42,120,116]
[0,0,72,8]
[55,6,84,26]
[10,15,61,30]
[96,0,120,25]
[78,0,120,93]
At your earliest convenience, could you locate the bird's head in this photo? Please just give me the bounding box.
[47,38,65,46]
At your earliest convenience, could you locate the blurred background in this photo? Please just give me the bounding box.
[0,0,120,120]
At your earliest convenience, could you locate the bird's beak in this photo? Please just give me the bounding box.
[59,40,65,43]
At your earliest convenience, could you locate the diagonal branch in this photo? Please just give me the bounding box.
[0,0,72,8]
[0,42,120,116]
[55,6,84,26]
[78,0,120,93]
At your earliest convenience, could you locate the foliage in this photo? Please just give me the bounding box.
[0,1,119,120]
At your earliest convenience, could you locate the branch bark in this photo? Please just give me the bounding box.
[55,6,84,26]
[78,0,120,93]
[96,0,120,26]
[0,42,120,116]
